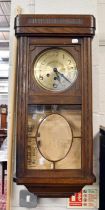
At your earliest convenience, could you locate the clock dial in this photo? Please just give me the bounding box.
[34,48,78,92]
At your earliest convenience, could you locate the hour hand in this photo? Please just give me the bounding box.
[53,68,71,83]
[53,68,61,82]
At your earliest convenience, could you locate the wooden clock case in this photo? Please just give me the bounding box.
[14,14,96,197]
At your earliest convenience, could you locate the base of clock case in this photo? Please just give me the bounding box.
[14,175,96,197]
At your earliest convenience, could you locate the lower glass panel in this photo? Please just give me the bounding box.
[27,105,81,170]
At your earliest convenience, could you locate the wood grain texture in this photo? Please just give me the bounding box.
[15,14,95,36]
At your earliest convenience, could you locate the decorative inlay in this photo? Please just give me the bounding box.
[28,18,83,25]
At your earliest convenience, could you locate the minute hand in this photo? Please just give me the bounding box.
[57,70,71,83]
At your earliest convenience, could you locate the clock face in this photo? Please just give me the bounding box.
[0,107,7,114]
[34,48,78,92]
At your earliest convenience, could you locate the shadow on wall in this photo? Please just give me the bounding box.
[93,132,99,184]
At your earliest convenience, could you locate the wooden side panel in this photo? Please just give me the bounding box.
[16,37,29,177]
[81,38,93,175]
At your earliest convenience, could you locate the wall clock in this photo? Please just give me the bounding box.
[14,14,96,197]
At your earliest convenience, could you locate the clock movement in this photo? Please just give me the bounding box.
[14,14,96,197]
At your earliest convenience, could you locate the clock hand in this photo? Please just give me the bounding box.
[61,74,71,83]
[53,68,71,83]
[53,68,61,82]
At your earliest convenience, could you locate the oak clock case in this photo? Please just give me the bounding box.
[14,15,96,197]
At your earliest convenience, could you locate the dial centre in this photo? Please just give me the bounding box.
[53,67,57,72]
